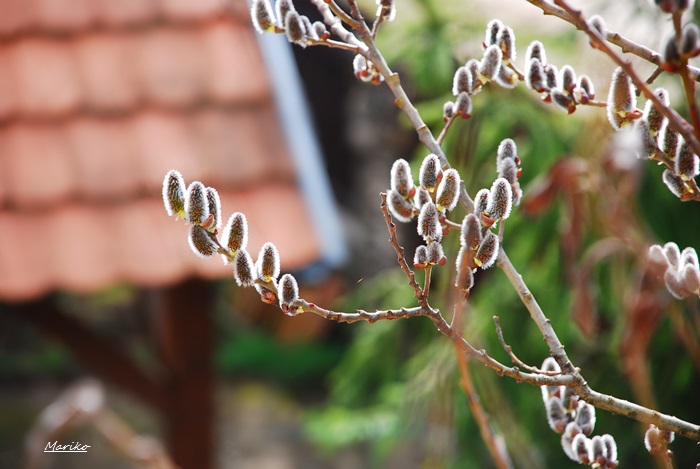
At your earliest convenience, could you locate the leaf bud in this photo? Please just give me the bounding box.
[205,187,222,231]
[479,45,502,81]
[675,137,699,179]
[575,75,595,103]
[475,232,499,269]
[452,66,473,96]
[681,246,699,268]
[634,120,658,160]
[188,225,218,258]
[561,422,583,462]
[163,170,186,218]
[417,202,441,242]
[648,244,669,271]
[644,89,669,138]
[455,247,475,292]
[499,158,518,184]
[251,0,277,33]
[222,212,249,260]
[276,0,294,28]
[375,0,396,22]
[313,21,327,39]
[525,58,546,92]
[414,187,432,209]
[233,250,256,287]
[414,245,428,268]
[551,89,576,114]
[661,268,681,298]
[454,92,472,118]
[681,23,700,57]
[682,263,700,293]
[285,11,306,45]
[185,181,210,226]
[607,67,637,130]
[546,396,568,433]
[486,178,513,221]
[525,40,547,66]
[662,32,681,72]
[302,15,317,40]
[496,65,517,89]
[663,241,681,268]
[256,242,280,283]
[572,434,592,465]
[390,158,416,198]
[644,424,675,455]
[661,169,688,199]
[460,213,482,251]
[278,273,300,314]
[484,19,503,47]
[601,434,618,466]
[559,65,576,93]
[427,240,446,265]
[540,357,562,404]
[436,168,461,212]
[588,14,607,37]
[443,101,454,121]
[574,400,596,435]
[466,59,482,89]
[387,189,415,223]
[496,26,516,63]
[474,188,490,215]
[660,123,680,157]
[419,154,442,192]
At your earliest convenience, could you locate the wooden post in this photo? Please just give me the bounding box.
[155,278,214,469]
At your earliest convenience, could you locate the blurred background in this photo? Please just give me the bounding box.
[0,0,699,468]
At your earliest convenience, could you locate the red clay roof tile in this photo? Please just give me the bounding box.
[200,19,271,104]
[160,0,228,21]
[136,27,207,108]
[9,38,82,117]
[0,3,324,300]
[1,123,75,208]
[0,0,34,37]
[93,0,159,28]
[33,0,97,33]
[74,32,139,112]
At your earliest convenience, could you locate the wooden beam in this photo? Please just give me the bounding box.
[11,296,164,411]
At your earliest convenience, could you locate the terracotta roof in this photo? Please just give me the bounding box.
[0,0,323,301]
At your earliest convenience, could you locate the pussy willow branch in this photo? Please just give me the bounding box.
[525,0,700,81]
[305,0,700,440]
[549,0,700,157]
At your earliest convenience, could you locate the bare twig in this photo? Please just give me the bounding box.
[455,301,514,469]
[493,316,559,375]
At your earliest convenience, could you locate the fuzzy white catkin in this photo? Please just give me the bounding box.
[185,181,209,226]
[163,170,186,217]
[257,242,280,282]
[233,250,256,287]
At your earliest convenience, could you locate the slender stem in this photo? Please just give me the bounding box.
[453,301,514,469]
[438,114,458,145]
[424,264,433,299]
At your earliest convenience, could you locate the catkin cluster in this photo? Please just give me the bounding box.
[522,35,596,115]
[648,242,700,299]
[541,358,619,468]
[386,138,522,297]
[162,170,301,315]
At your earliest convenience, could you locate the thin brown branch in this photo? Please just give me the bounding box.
[673,11,700,140]
[454,301,514,469]
[437,114,458,145]
[380,192,426,303]
[493,316,559,375]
